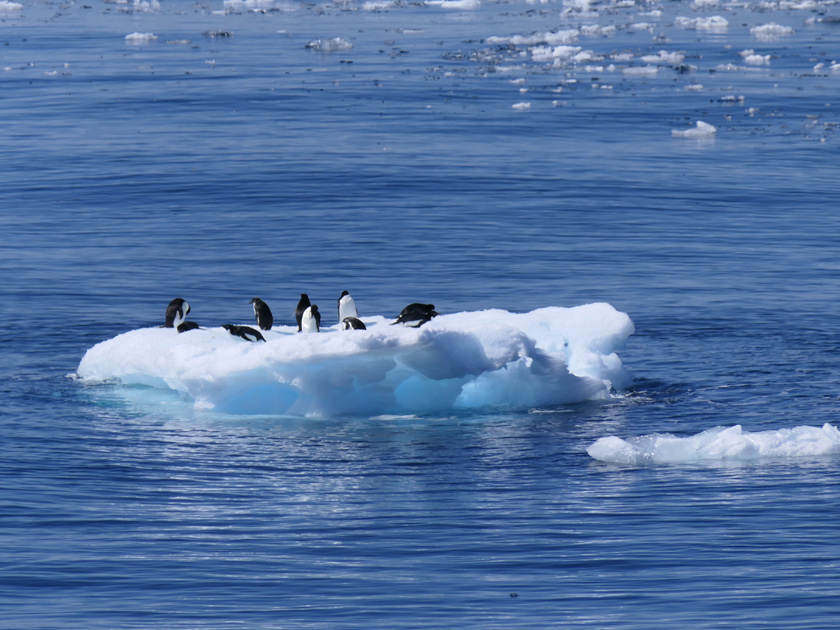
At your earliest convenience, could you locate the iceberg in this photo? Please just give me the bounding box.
[588,424,840,465]
[76,303,634,418]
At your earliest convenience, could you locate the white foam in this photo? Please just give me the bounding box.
[588,424,840,465]
[672,120,717,138]
[76,303,634,417]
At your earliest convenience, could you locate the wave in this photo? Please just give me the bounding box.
[588,423,840,465]
[76,303,633,418]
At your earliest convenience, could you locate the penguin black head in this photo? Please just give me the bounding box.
[177,321,200,333]
[295,293,312,332]
[341,316,367,331]
[249,297,274,331]
[165,298,190,328]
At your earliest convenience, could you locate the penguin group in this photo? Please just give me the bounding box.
[163,292,439,342]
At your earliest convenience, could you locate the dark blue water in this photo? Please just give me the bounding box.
[3,0,840,627]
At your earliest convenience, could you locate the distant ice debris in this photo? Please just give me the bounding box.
[672,120,717,138]
[125,32,158,44]
[0,0,23,12]
[362,0,404,9]
[76,304,634,418]
[426,0,480,8]
[224,0,279,11]
[133,0,160,12]
[623,65,659,77]
[512,101,531,110]
[487,29,579,47]
[305,37,353,52]
[675,16,729,32]
[588,423,840,465]
[740,49,771,65]
[640,50,685,64]
[750,23,795,40]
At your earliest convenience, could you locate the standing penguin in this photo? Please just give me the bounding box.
[249,297,273,331]
[337,290,358,324]
[301,304,321,333]
[295,293,311,332]
[165,298,190,328]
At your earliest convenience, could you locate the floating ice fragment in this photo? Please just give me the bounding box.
[672,120,717,138]
[512,101,531,110]
[305,37,353,52]
[76,304,634,417]
[125,32,158,44]
[588,424,840,465]
[751,23,795,40]
[426,0,480,8]
[740,49,771,65]
[623,65,659,77]
[676,16,728,31]
[0,0,23,11]
[133,0,160,12]
[641,50,685,64]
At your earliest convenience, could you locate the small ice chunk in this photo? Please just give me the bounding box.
[672,120,717,138]
[740,49,771,64]
[305,37,353,52]
[512,101,531,110]
[750,23,795,40]
[125,32,158,44]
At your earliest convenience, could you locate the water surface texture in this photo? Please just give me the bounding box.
[2,0,840,627]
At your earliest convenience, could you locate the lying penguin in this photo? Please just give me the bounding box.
[392,303,438,327]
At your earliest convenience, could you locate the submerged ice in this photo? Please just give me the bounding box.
[77,303,634,417]
[588,423,840,465]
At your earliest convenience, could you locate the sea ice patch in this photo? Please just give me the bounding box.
[76,304,634,417]
[588,424,840,465]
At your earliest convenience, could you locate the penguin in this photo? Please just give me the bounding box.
[300,304,320,333]
[165,298,190,328]
[222,324,266,342]
[295,293,311,332]
[341,316,366,331]
[338,290,358,324]
[177,321,200,333]
[392,303,438,327]
[249,297,273,331]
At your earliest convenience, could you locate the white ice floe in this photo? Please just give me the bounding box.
[672,120,717,138]
[125,32,158,44]
[675,16,729,31]
[588,423,840,465]
[623,65,659,77]
[750,23,795,40]
[305,37,353,52]
[487,29,579,47]
[0,0,23,11]
[740,49,771,65]
[76,304,634,417]
[640,50,685,64]
[133,0,160,12]
[426,0,480,8]
[512,101,531,109]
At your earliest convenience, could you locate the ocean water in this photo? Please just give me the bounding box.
[3,0,840,627]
